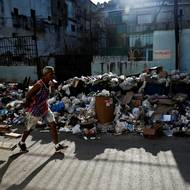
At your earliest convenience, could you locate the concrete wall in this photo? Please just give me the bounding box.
[1,0,65,56]
[180,29,190,73]
[91,56,154,76]
[91,30,179,75]
[37,29,66,55]
[1,0,90,57]
[153,30,175,72]
[0,66,37,82]
[153,29,190,73]
[2,0,51,27]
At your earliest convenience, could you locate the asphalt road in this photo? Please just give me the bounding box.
[0,131,190,190]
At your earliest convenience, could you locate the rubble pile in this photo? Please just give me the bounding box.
[1,67,190,139]
[0,83,25,128]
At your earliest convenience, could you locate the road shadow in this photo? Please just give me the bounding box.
[4,152,64,190]
[0,161,5,165]
[0,141,41,185]
[20,130,190,183]
[0,152,25,184]
[62,132,190,183]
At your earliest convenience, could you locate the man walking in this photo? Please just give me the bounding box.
[18,66,68,152]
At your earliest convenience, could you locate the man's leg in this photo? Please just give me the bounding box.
[47,109,68,151]
[18,130,31,152]
[21,130,31,142]
[48,122,58,144]
[18,113,38,151]
[48,121,68,151]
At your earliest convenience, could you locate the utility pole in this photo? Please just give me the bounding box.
[90,3,93,55]
[174,0,180,70]
[31,9,40,79]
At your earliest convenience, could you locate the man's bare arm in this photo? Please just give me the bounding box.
[24,83,41,107]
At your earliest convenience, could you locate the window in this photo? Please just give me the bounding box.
[71,24,75,32]
[12,33,17,37]
[128,34,153,61]
[157,12,172,22]
[0,3,4,25]
[117,25,126,34]
[147,49,153,61]
[58,19,62,26]
[57,1,61,9]
[110,62,115,72]
[14,8,18,15]
[137,14,152,24]
[30,9,36,19]
[101,63,104,73]
[129,34,153,48]
[12,8,20,27]
[108,12,122,25]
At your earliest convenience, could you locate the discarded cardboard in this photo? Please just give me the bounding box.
[157,98,174,105]
[0,125,11,133]
[143,123,162,137]
[4,132,21,138]
[0,142,17,150]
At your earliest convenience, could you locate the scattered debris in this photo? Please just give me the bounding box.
[1,67,190,141]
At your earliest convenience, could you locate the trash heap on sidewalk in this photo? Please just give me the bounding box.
[1,66,190,140]
[0,82,24,144]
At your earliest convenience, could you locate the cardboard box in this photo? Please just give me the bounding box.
[143,123,162,137]
[0,125,11,133]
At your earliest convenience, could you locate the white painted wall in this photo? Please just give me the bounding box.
[153,30,175,71]
[91,56,152,75]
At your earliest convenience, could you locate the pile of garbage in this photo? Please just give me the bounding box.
[1,66,190,139]
[0,83,25,127]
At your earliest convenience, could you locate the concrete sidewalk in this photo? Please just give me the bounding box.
[0,131,190,190]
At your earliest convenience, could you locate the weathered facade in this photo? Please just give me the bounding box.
[0,0,68,55]
[92,0,190,75]
[0,0,97,82]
